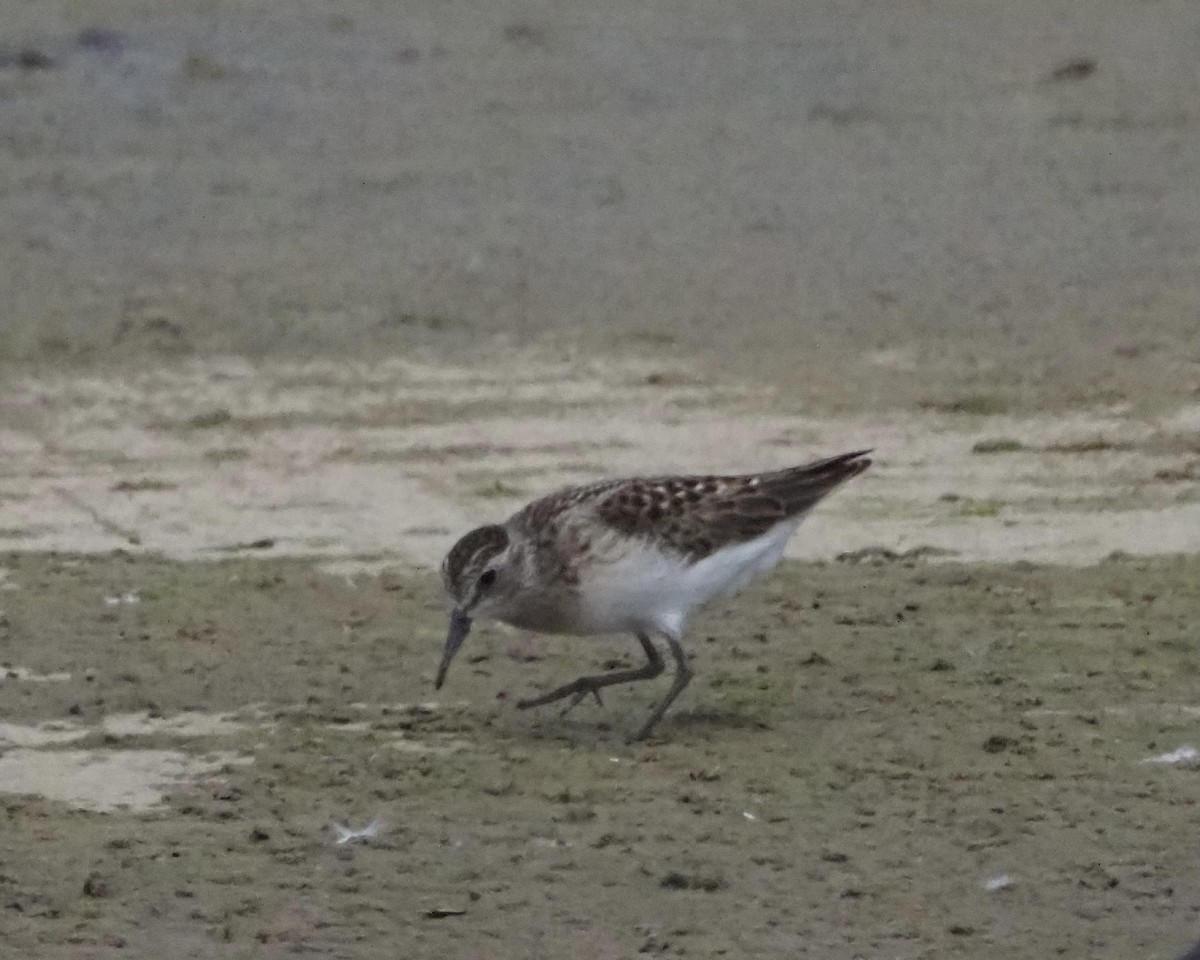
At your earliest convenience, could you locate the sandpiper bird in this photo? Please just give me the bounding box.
[435,449,871,740]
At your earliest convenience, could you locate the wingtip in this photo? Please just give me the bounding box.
[832,448,873,473]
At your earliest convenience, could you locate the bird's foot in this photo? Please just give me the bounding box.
[565,685,604,714]
[517,676,604,712]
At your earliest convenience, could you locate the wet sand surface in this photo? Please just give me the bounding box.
[2,552,1199,958]
[2,0,1199,412]
[1,359,1198,957]
[2,356,1199,567]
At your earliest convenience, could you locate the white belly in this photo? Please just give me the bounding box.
[579,519,802,636]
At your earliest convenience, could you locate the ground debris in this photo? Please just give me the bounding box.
[836,545,958,564]
[332,817,385,845]
[1143,746,1198,765]
[660,871,727,892]
[82,872,110,898]
[215,538,276,552]
[425,907,466,919]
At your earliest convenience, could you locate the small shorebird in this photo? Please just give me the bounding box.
[435,449,871,740]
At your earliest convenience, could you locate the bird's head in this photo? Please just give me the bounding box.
[435,524,521,689]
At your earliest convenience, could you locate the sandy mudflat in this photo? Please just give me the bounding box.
[2,552,1199,959]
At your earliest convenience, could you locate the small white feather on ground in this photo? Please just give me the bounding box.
[1142,746,1198,765]
[333,817,386,845]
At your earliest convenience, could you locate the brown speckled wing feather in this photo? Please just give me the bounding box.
[590,449,872,561]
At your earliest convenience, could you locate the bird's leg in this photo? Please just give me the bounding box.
[630,633,692,741]
[517,634,664,713]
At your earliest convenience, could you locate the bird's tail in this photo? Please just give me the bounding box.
[756,449,872,516]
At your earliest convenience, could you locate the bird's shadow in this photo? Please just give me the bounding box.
[525,702,769,745]
[667,705,772,734]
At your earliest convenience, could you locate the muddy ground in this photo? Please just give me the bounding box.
[2,359,1198,959]
[2,551,1199,958]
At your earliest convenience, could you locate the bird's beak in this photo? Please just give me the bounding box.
[435,608,472,689]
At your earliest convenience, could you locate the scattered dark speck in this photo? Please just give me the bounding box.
[0,48,56,71]
[215,537,276,552]
[660,871,726,892]
[82,872,109,898]
[502,22,548,48]
[187,408,233,429]
[1048,58,1097,83]
[77,27,127,54]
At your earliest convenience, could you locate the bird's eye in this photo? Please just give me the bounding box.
[478,569,497,588]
